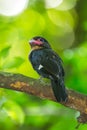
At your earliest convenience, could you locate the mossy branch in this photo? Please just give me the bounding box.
[0,71,87,124]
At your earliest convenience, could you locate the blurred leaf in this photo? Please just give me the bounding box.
[3,57,25,69]
[0,46,11,58]
[3,100,25,125]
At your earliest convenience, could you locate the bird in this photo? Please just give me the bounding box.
[28,36,68,102]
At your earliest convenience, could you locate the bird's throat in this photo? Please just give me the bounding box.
[31,46,43,51]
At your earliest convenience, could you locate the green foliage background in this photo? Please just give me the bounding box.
[0,0,87,129]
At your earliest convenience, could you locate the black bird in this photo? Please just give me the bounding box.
[28,36,68,102]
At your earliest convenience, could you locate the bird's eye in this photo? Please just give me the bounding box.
[39,38,44,42]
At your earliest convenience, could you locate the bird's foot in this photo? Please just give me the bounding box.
[37,76,45,84]
[37,77,50,86]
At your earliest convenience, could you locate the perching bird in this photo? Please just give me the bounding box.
[28,36,68,102]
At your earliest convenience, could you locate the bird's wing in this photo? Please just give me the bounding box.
[41,53,61,78]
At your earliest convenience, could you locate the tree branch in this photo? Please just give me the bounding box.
[0,71,87,124]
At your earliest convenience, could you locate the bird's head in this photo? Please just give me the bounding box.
[29,36,51,49]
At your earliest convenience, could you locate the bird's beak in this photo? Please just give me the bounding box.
[29,39,42,45]
[29,39,35,44]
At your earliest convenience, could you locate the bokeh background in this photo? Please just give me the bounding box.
[0,0,87,129]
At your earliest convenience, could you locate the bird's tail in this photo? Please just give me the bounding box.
[51,78,68,102]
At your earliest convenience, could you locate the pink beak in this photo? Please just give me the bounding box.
[29,39,42,45]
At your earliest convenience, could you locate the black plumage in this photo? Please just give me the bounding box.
[28,36,68,102]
